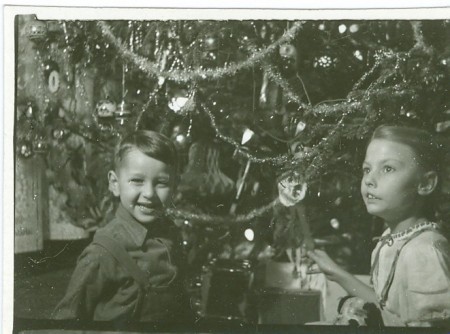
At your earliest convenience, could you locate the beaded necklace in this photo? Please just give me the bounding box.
[370,221,440,309]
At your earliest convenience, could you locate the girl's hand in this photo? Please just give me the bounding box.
[307,249,345,282]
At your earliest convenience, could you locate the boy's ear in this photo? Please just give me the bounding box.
[418,171,438,196]
[108,170,120,197]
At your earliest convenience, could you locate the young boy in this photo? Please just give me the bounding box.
[53,130,190,323]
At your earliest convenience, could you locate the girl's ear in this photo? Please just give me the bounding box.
[418,171,438,196]
[108,170,120,197]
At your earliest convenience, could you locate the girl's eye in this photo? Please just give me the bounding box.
[383,166,394,173]
[362,167,370,174]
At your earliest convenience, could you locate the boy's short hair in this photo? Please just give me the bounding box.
[114,130,178,172]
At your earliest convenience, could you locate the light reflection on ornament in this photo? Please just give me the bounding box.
[318,23,326,31]
[349,24,359,33]
[295,121,306,135]
[176,134,186,144]
[338,24,347,34]
[33,137,48,153]
[96,99,116,118]
[353,50,364,61]
[19,142,33,158]
[25,103,34,118]
[244,228,254,241]
[330,218,340,230]
[241,128,255,145]
[168,96,189,113]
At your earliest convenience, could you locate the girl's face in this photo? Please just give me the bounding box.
[108,148,175,225]
[361,139,425,223]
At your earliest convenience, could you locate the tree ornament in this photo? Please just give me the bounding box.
[279,44,298,76]
[278,173,308,207]
[95,99,116,118]
[19,141,33,158]
[330,218,340,230]
[204,33,219,51]
[25,18,48,42]
[52,127,67,140]
[279,44,297,60]
[33,137,49,154]
[313,54,337,69]
[25,103,34,118]
[52,120,68,140]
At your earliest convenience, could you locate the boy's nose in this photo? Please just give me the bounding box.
[142,183,155,198]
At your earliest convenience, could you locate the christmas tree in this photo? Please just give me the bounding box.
[16,16,450,274]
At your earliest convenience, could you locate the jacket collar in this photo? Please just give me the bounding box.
[115,204,148,247]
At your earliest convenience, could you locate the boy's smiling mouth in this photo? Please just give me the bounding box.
[137,203,157,213]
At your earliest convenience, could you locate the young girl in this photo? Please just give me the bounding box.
[308,125,450,327]
[53,130,192,323]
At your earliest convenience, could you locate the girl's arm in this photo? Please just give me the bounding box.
[307,249,378,304]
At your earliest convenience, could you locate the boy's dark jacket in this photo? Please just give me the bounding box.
[53,204,191,322]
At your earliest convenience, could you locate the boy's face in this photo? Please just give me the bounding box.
[108,148,175,225]
[360,139,424,222]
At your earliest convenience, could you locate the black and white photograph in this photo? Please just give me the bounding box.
[5,4,450,334]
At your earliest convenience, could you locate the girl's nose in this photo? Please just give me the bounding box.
[363,172,376,187]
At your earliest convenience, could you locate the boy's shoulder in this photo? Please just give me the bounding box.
[94,217,134,248]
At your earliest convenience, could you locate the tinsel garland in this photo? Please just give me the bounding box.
[261,61,309,108]
[167,198,279,224]
[201,103,289,165]
[97,20,304,82]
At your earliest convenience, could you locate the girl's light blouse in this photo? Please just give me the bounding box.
[371,227,450,326]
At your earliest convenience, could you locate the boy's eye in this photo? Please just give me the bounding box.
[362,167,370,174]
[130,179,144,184]
[156,180,170,187]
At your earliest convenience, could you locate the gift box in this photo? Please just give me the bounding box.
[257,287,322,324]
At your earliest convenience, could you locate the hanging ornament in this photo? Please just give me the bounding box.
[279,43,298,76]
[279,44,297,60]
[18,141,33,158]
[295,121,306,135]
[314,47,338,69]
[52,120,68,140]
[168,88,195,115]
[25,103,35,118]
[52,127,67,140]
[278,173,308,207]
[95,99,117,118]
[43,60,60,94]
[25,18,48,43]
[204,33,219,51]
[314,55,337,69]
[94,100,116,132]
[178,141,234,197]
[349,24,360,33]
[330,218,340,230]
